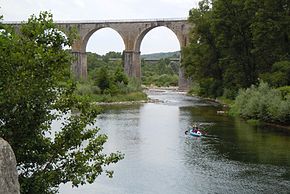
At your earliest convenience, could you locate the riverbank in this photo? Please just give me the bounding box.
[92,92,147,103]
[76,91,148,104]
[188,91,290,130]
[212,97,290,130]
[263,122,290,131]
[93,87,179,105]
[94,98,161,105]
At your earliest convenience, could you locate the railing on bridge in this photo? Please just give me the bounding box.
[3,17,188,24]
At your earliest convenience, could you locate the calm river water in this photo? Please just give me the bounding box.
[60,89,290,194]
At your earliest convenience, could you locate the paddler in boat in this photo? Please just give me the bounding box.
[192,124,198,133]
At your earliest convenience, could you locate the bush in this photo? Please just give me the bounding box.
[188,82,200,95]
[114,67,128,85]
[230,82,290,124]
[91,85,101,94]
[156,74,178,86]
[115,81,129,94]
[76,83,93,95]
[95,67,111,93]
[127,77,142,93]
[277,86,290,99]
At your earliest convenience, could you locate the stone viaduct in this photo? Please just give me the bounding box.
[7,18,192,90]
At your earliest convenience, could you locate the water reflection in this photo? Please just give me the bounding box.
[60,90,290,194]
[95,104,143,153]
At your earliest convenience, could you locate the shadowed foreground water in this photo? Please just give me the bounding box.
[60,90,290,194]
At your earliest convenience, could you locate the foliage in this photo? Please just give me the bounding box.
[250,0,290,70]
[0,12,123,194]
[182,0,223,98]
[76,77,147,102]
[277,86,290,99]
[87,51,122,73]
[126,77,143,92]
[114,67,128,85]
[141,58,179,87]
[260,61,290,87]
[77,52,147,102]
[75,82,101,96]
[183,0,290,99]
[95,67,111,93]
[230,82,290,124]
[87,51,179,89]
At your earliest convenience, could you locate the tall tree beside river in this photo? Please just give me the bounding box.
[183,0,290,98]
[0,12,123,194]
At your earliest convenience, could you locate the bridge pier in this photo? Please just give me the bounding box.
[71,49,188,90]
[72,52,87,80]
[123,50,141,78]
[178,66,190,91]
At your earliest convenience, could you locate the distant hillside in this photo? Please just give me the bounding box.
[141,51,180,60]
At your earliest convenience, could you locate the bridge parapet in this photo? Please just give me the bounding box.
[3,18,188,25]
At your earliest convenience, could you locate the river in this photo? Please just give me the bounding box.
[60,89,290,194]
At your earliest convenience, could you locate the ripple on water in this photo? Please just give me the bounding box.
[182,135,290,194]
[60,90,290,194]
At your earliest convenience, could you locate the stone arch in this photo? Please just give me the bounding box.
[70,25,127,80]
[132,23,189,90]
[135,25,181,52]
[81,26,126,53]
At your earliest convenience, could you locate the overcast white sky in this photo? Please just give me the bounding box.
[1,0,199,54]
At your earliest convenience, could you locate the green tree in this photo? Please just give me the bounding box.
[87,52,103,71]
[182,0,223,97]
[105,51,122,58]
[114,67,128,85]
[260,61,290,87]
[211,0,258,89]
[95,67,111,93]
[0,12,123,194]
[251,0,290,72]
[183,0,290,99]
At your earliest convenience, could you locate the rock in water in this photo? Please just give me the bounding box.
[0,138,20,194]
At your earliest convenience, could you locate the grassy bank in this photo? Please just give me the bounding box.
[77,91,148,103]
[75,79,148,103]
